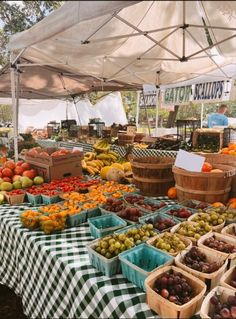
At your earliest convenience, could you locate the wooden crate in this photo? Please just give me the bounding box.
[147,232,192,257]
[220,265,236,291]
[175,246,228,291]
[200,286,236,319]
[198,232,236,268]
[192,129,223,153]
[145,265,206,319]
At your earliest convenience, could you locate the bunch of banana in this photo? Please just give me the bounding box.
[93,139,110,153]
[84,151,96,161]
[96,151,118,166]
[82,159,105,176]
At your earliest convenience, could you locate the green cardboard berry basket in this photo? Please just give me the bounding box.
[26,192,42,205]
[139,211,180,233]
[157,204,197,222]
[119,243,173,291]
[88,214,127,239]
[86,238,120,277]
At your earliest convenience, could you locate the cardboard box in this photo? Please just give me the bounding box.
[29,160,82,182]
[25,147,83,166]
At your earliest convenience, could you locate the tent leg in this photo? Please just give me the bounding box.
[200,103,204,128]
[136,91,140,129]
[10,62,19,162]
[155,90,160,136]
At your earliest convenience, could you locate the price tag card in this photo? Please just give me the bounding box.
[175,150,205,172]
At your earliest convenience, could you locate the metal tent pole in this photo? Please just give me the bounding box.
[135,91,140,128]
[201,103,204,128]
[10,59,19,161]
[155,90,160,137]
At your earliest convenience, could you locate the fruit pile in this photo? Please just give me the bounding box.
[190,211,225,227]
[119,224,156,245]
[183,200,209,210]
[103,198,125,213]
[167,207,193,219]
[183,247,221,273]
[153,271,193,305]
[39,214,67,234]
[94,233,135,259]
[124,194,166,212]
[118,207,144,222]
[26,146,82,158]
[203,236,236,254]
[7,189,25,196]
[153,233,188,254]
[221,142,236,155]
[209,292,236,319]
[201,162,223,173]
[175,222,212,240]
[20,210,42,229]
[211,206,236,222]
[89,181,136,194]
[0,160,44,191]
[145,216,177,232]
[39,204,63,214]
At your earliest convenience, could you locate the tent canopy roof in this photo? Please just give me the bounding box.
[8,0,236,89]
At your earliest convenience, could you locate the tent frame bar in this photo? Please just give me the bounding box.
[189,24,236,32]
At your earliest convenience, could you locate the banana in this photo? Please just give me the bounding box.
[86,161,100,169]
[84,152,96,161]
[86,166,96,176]
[102,159,111,166]
[95,159,104,167]
[107,153,117,161]
[81,160,87,169]
[108,151,118,158]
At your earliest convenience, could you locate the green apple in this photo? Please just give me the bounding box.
[1,182,13,191]
[20,176,33,188]
[13,181,22,189]
[33,176,44,185]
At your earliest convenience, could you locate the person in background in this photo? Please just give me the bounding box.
[207,104,229,128]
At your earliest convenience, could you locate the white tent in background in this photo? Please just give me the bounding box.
[7,0,236,158]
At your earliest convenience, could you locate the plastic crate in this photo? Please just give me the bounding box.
[41,194,61,205]
[26,192,42,205]
[139,211,180,233]
[88,214,127,239]
[67,210,87,227]
[157,204,196,221]
[86,238,120,277]
[119,243,173,291]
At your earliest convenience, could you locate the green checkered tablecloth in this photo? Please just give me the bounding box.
[0,198,175,319]
[36,139,178,159]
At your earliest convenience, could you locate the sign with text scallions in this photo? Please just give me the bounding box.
[163,80,232,105]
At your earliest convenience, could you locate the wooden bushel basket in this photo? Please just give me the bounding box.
[173,164,236,204]
[131,157,175,197]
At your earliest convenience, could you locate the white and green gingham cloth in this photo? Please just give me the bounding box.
[0,198,175,318]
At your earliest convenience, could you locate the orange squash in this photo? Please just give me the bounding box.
[167,187,177,199]
[202,162,212,172]
[211,202,225,207]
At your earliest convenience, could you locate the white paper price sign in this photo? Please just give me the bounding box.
[175,150,205,172]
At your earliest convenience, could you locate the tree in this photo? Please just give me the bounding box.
[0,0,63,66]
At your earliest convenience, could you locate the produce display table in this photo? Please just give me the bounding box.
[0,198,175,319]
[36,139,178,159]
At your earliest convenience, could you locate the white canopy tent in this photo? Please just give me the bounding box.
[7,0,236,159]
[0,92,127,132]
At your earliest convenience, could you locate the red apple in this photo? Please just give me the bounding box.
[3,177,12,183]
[21,162,31,171]
[13,175,21,182]
[14,166,24,176]
[23,169,36,179]
[16,161,24,166]
[4,161,15,170]
[2,168,14,178]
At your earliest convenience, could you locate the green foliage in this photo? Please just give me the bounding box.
[0,0,63,65]
[0,104,12,121]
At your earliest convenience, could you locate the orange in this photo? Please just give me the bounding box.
[228,202,236,209]
[228,198,236,205]
[221,148,229,154]
[228,143,236,151]
[167,187,177,199]
[211,202,225,207]
[228,150,236,155]
[202,162,212,172]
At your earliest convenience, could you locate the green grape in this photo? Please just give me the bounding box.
[109,245,115,253]
[134,234,140,240]
[136,240,142,245]
[101,241,109,249]
[120,244,126,251]
[95,246,101,253]
[114,249,120,256]
[101,248,106,255]
[118,234,126,242]
[105,252,112,259]
[115,241,121,249]
[147,224,153,230]
[145,231,150,237]
[109,238,116,245]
